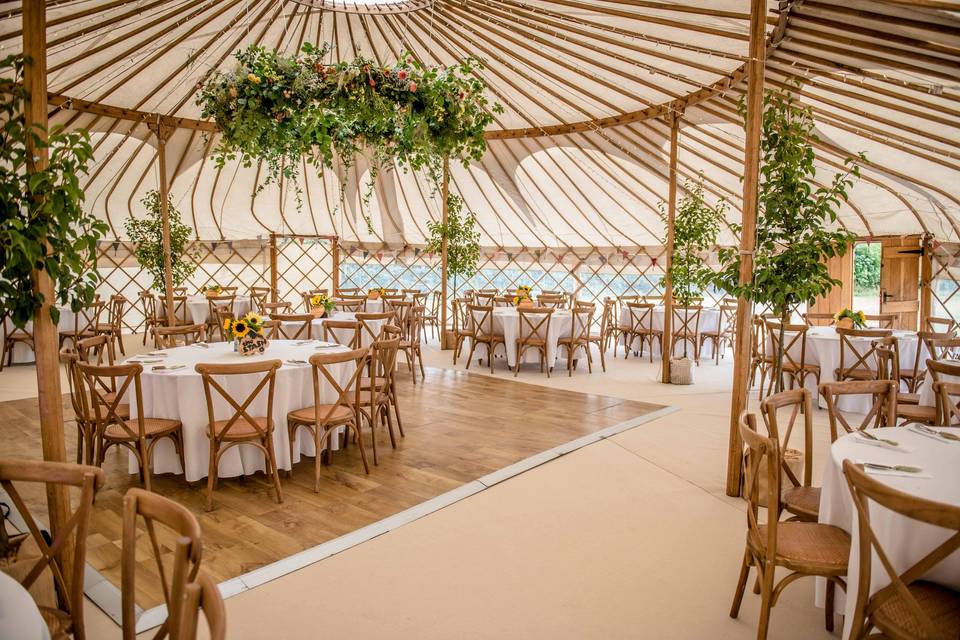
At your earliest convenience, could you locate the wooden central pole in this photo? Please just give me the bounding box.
[24,0,73,582]
[150,122,176,325]
[440,157,450,349]
[661,113,680,383]
[725,0,766,497]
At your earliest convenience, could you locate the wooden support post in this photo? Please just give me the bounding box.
[149,121,176,325]
[331,236,340,295]
[24,0,72,583]
[269,233,279,303]
[661,113,680,383]
[920,234,932,329]
[440,157,451,349]
[726,0,766,497]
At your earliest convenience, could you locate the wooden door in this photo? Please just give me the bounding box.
[807,250,852,322]
[880,236,922,330]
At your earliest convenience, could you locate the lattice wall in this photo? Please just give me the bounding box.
[930,241,960,326]
[274,235,335,309]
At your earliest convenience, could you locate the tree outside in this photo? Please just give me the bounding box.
[853,242,881,314]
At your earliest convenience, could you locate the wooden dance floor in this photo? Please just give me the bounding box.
[1,365,663,609]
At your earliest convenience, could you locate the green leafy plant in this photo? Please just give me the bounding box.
[424,193,481,300]
[124,190,198,292]
[197,44,502,221]
[0,54,107,328]
[659,176,726,307]
[853,242,881,296]
[714,82,862,390]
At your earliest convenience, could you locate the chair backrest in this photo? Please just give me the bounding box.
[306,348,369,430]
[625,302,654,332]
[467,304,496,340]
[0,459,104,640]
[492,296,514,307]
[249,286,271,313]
[765,321,811,375]
[79,362,148,440]
[428,291,441,317]
[842,460,960,640]
[171,295,190,325]
[107,295,128,332]
[928,336,960,361]
[537,294,565,309]
[719,302,738,335]
[517,307,553,344]
[177,570,226,640]
[760,388,814,490]
[872,336,902,384]
[323,319,362,349]
[926,358,960,425]
[262,301,292,316]
[819,380,896,441]
[60,347,88,424]
[335,287,361,297]
[154,323,206,348]
[195,360,282,441]
[355,312,394,345]
[139,291,158,325]
[570,307,593,343]
[122,488,203,640]
[76,334,116,365]
[206,295,235,323]
[863,313,896,329]
[368,335,401,397]
[474,292,496,307]
[738,411,781,564]
[172,287,188,296]
[268,313,314,340]
[672,305,702,337]
[802,312,835,326]
[387,299,414,333]
[73,301,105,336]
[334,297,365,313]
[837,328,892,380]
[925,316,957,334]
[411,292,428,307]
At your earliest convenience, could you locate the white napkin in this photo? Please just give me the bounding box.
[854,435,910,452]
[864,467,932,479]
[909,426,960,445]
[151,364,185,373]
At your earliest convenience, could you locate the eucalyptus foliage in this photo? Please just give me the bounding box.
[425,193,481,298]
[0,54,107,328]
[713,82,862,389]
[124,190,198,292]
[659,176,726,307]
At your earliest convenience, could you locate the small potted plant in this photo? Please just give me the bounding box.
[224,312,269,355]
[204,284,222,298]
[368,287,386,300]
[513,285,533,307]
[310,293,335,318]
[834,308,866,330]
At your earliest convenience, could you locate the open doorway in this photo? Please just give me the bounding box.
[853,241,881,315]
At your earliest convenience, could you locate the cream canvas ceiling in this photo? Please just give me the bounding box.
[1,0,959,248]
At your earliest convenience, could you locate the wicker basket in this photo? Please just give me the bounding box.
[669,357,694,385]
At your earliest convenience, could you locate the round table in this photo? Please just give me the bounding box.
[816,428,960,639]
[0,571,50,640]
[469,308,576,367]
[2,306,75,364]
[916,358,960,407]
[279,312,387,347]
[619,305,722,359]
[122,339,354,481]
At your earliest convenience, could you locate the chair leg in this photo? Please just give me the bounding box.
[567,344,574,377]
[756,563,776,640]
[265,435,283,503]
[287,423,297,478]
[384,404,397,449]
[598,341,606,372]
[205,444,218,511]
[417,348,425,379]
[825,579,835,633]
[174,432,186,475]
[139,439,152,492]
[585,343,593,374]
[369,411,379,466]
[390,383,405,438]
[314,430,323,493]
[729,549,751,618]
[117,331,126,355]
[464,341,478,370]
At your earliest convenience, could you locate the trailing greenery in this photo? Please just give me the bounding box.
[424,193,481,299]
[713,82,862,390]
[0,54,107,328]
[124,190,198,292]
[197,44,501,219]
[659,176,726,307]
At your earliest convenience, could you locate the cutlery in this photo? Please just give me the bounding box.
[193,342,210,348]
[914,424,960,442]
[857,430,899,447]
[151,364,185,371]
[863,462,923,474]
[147,351,168,356]
[295,340,315,346]
[315,344,339,349]
[135,358,163,363]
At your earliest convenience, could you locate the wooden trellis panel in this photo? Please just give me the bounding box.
[273,235,335,306]
[929,241,960,327]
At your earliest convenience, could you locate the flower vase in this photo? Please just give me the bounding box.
[368,291,380,300]
[311,307,326,318]
[518,299,533,308]
[836,318,853,330]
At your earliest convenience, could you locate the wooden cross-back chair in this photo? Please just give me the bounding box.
[300,290,327,313]
[195,360,284,511]
[138,291,159,346]
[205,295,236,337]
[621,302,660,362]
[335,287,361,297]
[122,488,203,640]
[730,412,850,640]
[262,301,292,316]
[172,287,188,296]
[355,311,394,346]
[599,298,620,355]
[357,335,402,465]
[925,315,957,334]
[536,294,565,309]
[873,340,936,426]
[557,307,593,376]
[1,314,35,370]
[60,347,98,464]
[463,304,504,374]
[843,460,960,640]
[927,336,960,362]
[386,299,414,333]
[802,312,836,327]
[177,570,226,640]
[422,291,440,339]
[836,328,892,381]
[903,331,954,393]
[399,305,426,383]
[642,294,663,305]
[863,313,896,329]
[80,361,185,490]
[819,380,896,442]
[96,295,128,355]
[75,334,128,445]
[60,300,105,349]
[578,302,608,373]
[452,298,473,365]
[751,316,774,400]
[248,286,271,313]
[474,292,496,307]
[760,389,818,522]
[268,313,314,340]
[287,348,369,491]
[323,319,362,349]
[154,324,207,348]
[492,296,514,307]
[764,321,820,395]
[0,459,104,640]
[515,306,554,377]
[334,297,365,313]
[712,302,738,363]
[927,358,960,426]
[671,305,702,364]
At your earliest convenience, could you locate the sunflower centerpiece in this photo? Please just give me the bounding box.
[310,293,335,318]
[368,287,386,300]
[204,284,223,297]
[512,285,533,307]
[224,312,269,355]
[834,308,867,330]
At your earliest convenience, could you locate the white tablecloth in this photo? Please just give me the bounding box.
[776,327,923,413]
[619,305,721,358]
[173,295,252,325]
[0,571,50,640]
[469,308,579,367]
[279,312,386,347]
[123,340,354,481]
[2,306,74,364]
[916,358,960,408]
[816,428,960,639]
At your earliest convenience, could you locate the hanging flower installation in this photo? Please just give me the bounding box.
[197,43,501,221]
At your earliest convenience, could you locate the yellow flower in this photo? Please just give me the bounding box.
[223,318,233,332]
[247,73,260,84]
[233,321,249,338]
[244,311,263,325]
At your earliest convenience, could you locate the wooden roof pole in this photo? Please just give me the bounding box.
[441,156,451,349]
[726,0,766,498]
[23,0,74,584]
[149,121,176,325]
[661,112,680,383]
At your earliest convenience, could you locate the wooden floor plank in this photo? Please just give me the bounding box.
[0,364,662,609]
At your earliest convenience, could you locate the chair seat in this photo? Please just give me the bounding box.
[836,367,876,381]
[288,405,354,425]
[754,522,850,574]
[897,403,937,423]
[518,338,546,346]
[208,416,270,439]
[873,581,960,640]
[898,392,920,405]
[95,323,115,332]
[782,486,821,520]
[104,417,180,440]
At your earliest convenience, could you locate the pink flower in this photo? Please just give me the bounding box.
[397,70,408,81]
[409,82,417,92]
[369,78,376,87]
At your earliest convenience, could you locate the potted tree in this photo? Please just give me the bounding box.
[713,82,862,392]
[425,192,481,348]
[661,176,726,371]
[124,190,198,292]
